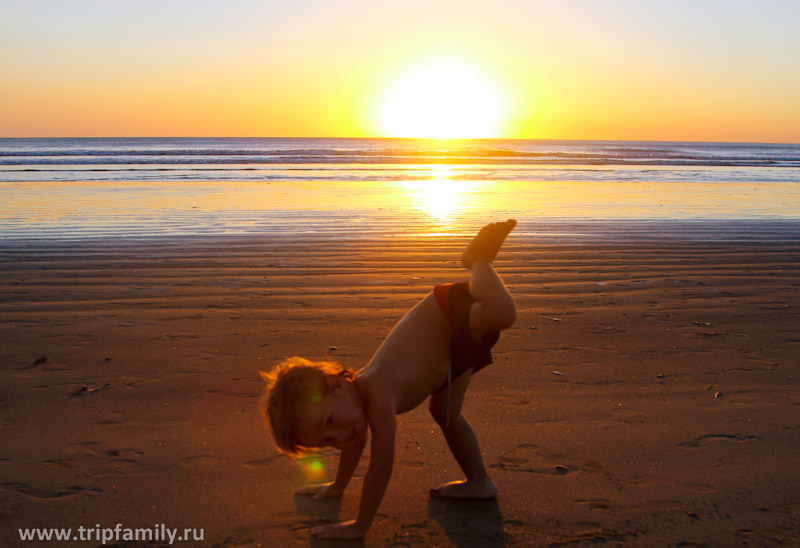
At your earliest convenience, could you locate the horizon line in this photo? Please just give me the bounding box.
[1,136,798,146]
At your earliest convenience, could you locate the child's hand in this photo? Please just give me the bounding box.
[294,482,343,499]
[311,520,365,539]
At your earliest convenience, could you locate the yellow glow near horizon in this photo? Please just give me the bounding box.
[376,58,507,139]
[2,3,799,141]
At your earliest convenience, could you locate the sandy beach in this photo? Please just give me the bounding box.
[1,219,799,547]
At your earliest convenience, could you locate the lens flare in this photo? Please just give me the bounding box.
[299,456,326,481]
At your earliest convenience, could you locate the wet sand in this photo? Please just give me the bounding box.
[1,220,799,547]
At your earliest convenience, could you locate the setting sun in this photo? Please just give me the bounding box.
[375,58,508,139]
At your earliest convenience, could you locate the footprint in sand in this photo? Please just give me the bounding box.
[490,444,576,476]
[548,528,638,545]
[683,483,718,493]
[68,382,112,398]
[678,433,758,448]
[397,460,426,470]
[179,455,226,467]
[0,482,101,500]
[206,388,262,398]
[41,458,75,469]
[68,441,102,456]
[575,499,614,511]
[104,448,144,464]
[243,456,280,468]
[16,356,49,370]
[163,332,199,340]
[95,411,127,427]
[494,443,540,466]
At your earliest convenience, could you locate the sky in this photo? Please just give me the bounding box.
[1,0,799,142]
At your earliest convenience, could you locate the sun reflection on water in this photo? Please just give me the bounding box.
[401,165,478,222]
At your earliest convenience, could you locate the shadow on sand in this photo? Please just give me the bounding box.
[293,493,365,548]
[428,497,506,548]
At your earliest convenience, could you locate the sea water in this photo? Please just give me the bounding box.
[1,138,798,240]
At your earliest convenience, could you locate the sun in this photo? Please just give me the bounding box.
[375,57,507,139]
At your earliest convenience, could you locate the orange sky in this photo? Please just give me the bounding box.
[1,0,799,142]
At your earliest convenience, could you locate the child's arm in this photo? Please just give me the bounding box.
[295,435,367,499]
[312,398,396,539]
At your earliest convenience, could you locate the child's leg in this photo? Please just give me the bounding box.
[461,219,516,270]
[465,220,517,335]
[428,369,497,499]
[429,220,517,499]
[468,260,516,335]
[426,220,517,499]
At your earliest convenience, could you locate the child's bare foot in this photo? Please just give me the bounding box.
[461,219,517,270]
[429,478,498,500]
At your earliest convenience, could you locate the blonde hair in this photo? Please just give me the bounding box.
[261,356,355,455]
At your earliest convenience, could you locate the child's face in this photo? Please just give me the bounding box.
[295,381,367,450]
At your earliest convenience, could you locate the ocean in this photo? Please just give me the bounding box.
[2,137,799,183]
[1,138,799,240]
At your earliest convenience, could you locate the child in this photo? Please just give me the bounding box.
[262,220,517,539]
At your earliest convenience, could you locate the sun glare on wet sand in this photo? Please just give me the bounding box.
[400,165,479,222]
[376,58,507,139]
